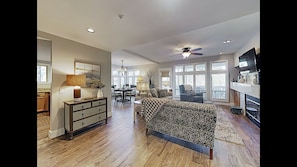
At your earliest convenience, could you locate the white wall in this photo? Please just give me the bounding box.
[37,30,112,139]
[234,31,260,66]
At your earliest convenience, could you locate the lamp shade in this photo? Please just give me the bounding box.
[66,74,86,101]
[66,75,86,87]
[137,82,149,91]
[137,76,143,82]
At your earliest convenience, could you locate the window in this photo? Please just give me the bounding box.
[112,68,140,88]
[127,69,140,86]
[37,63,50,83]
[184,65,194,72]
[173,63,206,98]
[175,75,183,96]
[210,61,229,102]
[175,66,183,72]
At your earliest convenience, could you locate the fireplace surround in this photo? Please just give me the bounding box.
[245,94,260,127]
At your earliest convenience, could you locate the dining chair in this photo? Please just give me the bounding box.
[125,85,137,103]
[111,85,122,104]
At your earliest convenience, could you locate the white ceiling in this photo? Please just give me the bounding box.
[37,0,260,67]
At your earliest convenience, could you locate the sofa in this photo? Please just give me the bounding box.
[148,88,172,99]
[142,98,217,159]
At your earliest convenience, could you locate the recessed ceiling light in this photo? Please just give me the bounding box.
[87,28,95,33]
[219,52,223,54]
[223,40,231,44]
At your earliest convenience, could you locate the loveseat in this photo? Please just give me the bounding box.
[142,98,217,159]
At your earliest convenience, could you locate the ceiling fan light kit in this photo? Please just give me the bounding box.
[180,47,203,58]
[182,52,191,58]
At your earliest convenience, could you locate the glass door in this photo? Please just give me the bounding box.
[210,61,229,102]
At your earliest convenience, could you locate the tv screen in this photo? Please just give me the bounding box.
[239,48,257,73]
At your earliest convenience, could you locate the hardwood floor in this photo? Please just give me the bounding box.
[37,100,260,167]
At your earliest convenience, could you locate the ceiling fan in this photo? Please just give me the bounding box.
[181,47,203,58]
[171,47,203,59]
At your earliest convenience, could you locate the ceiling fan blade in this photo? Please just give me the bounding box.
[191,48,202,52]
[191,53,203,55]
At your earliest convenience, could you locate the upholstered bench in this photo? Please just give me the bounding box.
[142,98,217,159]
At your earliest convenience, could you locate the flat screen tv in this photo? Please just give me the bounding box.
[255,52,260,71]
[238,47,257,73]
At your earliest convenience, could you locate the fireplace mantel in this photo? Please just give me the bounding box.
[230,82,260,99]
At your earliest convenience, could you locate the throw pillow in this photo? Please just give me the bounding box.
[150,88,158,98]
[158,89,167,97]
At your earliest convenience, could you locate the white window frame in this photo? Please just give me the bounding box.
[210,60,229,102]
[37,62,51,84]
[173,62,207,99]
[112,68,140,88]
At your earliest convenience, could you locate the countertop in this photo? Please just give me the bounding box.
[37,88,51,93]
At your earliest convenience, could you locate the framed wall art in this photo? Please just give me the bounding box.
[74,61,101,88]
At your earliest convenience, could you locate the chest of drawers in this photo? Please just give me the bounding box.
[64,97,107,139]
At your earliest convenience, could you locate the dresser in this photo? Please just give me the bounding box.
[64,97,107,139]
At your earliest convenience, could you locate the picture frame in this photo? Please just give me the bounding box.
[74,60,101,88]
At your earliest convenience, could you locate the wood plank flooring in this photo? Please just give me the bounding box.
[37,100,260,167]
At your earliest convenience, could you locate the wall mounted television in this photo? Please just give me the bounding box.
[255,52,260,71]
[238,47,257,73]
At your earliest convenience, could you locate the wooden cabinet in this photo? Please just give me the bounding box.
[233,90,240,106]
[37,92,49,113]
[64,97,107,139]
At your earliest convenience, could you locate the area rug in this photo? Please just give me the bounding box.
[215,107,245,145]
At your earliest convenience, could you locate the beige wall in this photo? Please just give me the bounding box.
[37,30,112,139]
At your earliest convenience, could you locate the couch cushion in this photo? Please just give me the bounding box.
[150,88,159,97]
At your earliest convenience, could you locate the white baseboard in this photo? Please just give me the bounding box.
[48,128,65,139]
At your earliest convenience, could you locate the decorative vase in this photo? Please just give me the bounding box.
[97,88,103,98]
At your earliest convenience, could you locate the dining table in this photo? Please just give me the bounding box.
[114,88,133,103]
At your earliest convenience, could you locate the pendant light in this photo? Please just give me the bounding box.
[120,60,127,75]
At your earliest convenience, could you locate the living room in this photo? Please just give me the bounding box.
[37,1,260,166]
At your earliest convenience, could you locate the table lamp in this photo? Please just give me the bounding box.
[66,74,86,101]
[137,82,149,98]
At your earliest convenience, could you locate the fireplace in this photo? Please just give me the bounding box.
[245,94,260,128]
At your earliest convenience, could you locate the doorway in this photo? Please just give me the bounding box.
[159,68,172,92]
[37,37,52,139]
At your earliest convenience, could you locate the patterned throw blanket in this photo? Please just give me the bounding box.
[141,98,170,123]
